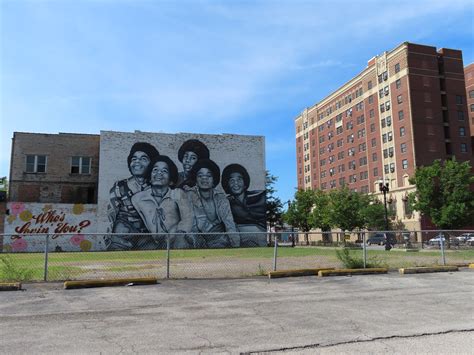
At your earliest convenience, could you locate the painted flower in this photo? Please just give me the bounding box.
[19,210,33,222]
[10,202,25,216]
[70,234,85,246]
[42,204,53,212]
[11,238,28,252]
[72,204,84,215]
[7,214,17,224]
[79,239,92,252]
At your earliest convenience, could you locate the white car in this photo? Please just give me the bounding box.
[428,234,446,246]
[466,236,474,246]
[455,233,474,243]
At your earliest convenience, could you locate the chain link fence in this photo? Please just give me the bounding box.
[0,230,473,282]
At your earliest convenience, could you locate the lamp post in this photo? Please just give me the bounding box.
[287,200,295,247]
[379,181,391,251]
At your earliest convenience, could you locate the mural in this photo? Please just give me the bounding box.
[3,202,100,252]
[98,131,266,250]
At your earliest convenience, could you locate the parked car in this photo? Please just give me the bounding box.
[427,234,460,246]
[455,233,474,243]
[367,233,397,246]
[466,236,474,246]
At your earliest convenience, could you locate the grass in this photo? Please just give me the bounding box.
[1,247,472,281]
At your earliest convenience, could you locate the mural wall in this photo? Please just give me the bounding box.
[97,131,266,250]
[3,202,100,252]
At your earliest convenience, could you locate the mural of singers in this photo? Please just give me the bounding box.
[176,139,210,188]
[106,142,160,250]
[187,159,240,248]
[222,164,267,247]
[131,155,194,249]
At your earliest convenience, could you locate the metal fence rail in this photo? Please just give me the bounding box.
[0,230,473,282]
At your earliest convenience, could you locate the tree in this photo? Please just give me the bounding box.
[309,189,332,242]
[409,158,474,230]
[265,171,283,230]
[328,187,366,233]
[284,189,315,245]
[360,197,393,231]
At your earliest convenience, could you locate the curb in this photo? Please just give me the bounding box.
[64,277,158,290]
[0,282,22,291]
[268,268,335,279]
[318,268,388,277]
[399,266,459,274]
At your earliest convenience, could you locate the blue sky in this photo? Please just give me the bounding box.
[1,0,473,204]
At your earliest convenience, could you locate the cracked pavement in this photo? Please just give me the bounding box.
[0,270,473,354]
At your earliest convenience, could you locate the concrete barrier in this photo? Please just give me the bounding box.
[0,282,22,291]
[64,277,158,290]
[399,266,459,274]
[268,268,335,279]
[318,268,388,277]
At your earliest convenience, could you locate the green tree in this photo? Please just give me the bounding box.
[328,188,366,232]
[265,171,283,230]
[309,189,332,242]
[284,189,315,245]
[360,197,393,231]
[409,158,474,230]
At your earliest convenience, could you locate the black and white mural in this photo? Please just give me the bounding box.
[98,131,266,250]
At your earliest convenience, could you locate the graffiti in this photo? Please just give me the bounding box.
[101,134,266,250]
[3,203,98,252]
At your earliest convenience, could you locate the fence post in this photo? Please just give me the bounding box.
[166,234,170,279]
[440,232,446,266]
[362,232,367,268]
[272,234,278,271]
[44,234,49,281]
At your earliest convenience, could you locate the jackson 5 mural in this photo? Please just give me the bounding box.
[102,134,266,250]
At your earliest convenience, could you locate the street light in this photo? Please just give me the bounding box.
[287,200,295,247]
[379,181,391,251]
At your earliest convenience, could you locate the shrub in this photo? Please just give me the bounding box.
[0,255,35,282]
[335,247,385,269]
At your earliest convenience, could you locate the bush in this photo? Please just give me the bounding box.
[335,247,385,269]
[0,255,35,282]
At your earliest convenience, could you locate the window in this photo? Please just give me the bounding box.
[359,156,367,166]
[402,159,408,169]
[71,156,91,174]
[388,131,393,141]
[395,63,400,73]
[371,138,377,147]
[400,127,406,137]
[459,127,466,136]
[398,110,404,120]
[457,111,465,121]
[381,118,386,128]
[456,95,463,105]
[401,142,407,153]
[379,89,384,99]
[373,167,378,176]
[360,171,368,180]
[370,123,375,132]
[397,95,403,104]
[386,116,392,126]
[385,101,390,110]
[390,162,395,172]
[469,90,474,99]
[336,126,343,134]
[380,104,385,113]
[382,133,387,143]
[396,79,401,89]
[384,164,389,174]
[388,147,394,157]
[471,104,474,112]
[339,177,346,186]
[383,149,388,158]
[359,143,366,152]
[368,95,374,104]
[368,81,373,90]
[320,170,326,178]
[320,159,326,166]
[26,155,47,173]
[369,109,375,118]
[461,143,468,153]
[337,138,343,147]
[372,152,377,161]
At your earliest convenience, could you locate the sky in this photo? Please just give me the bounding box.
[1,0,473,205]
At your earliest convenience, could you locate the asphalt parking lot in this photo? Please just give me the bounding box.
[1,269,473,354]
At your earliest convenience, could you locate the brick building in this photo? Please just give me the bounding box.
[8,132,100,204]
[295,42,473,231]
[465,63,474,146]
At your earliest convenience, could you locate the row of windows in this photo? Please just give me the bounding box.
[25,155,92,174]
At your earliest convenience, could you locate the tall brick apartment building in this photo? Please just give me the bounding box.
[8,132,100,203]
[465,63,474,144]
[295,42,473,231]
